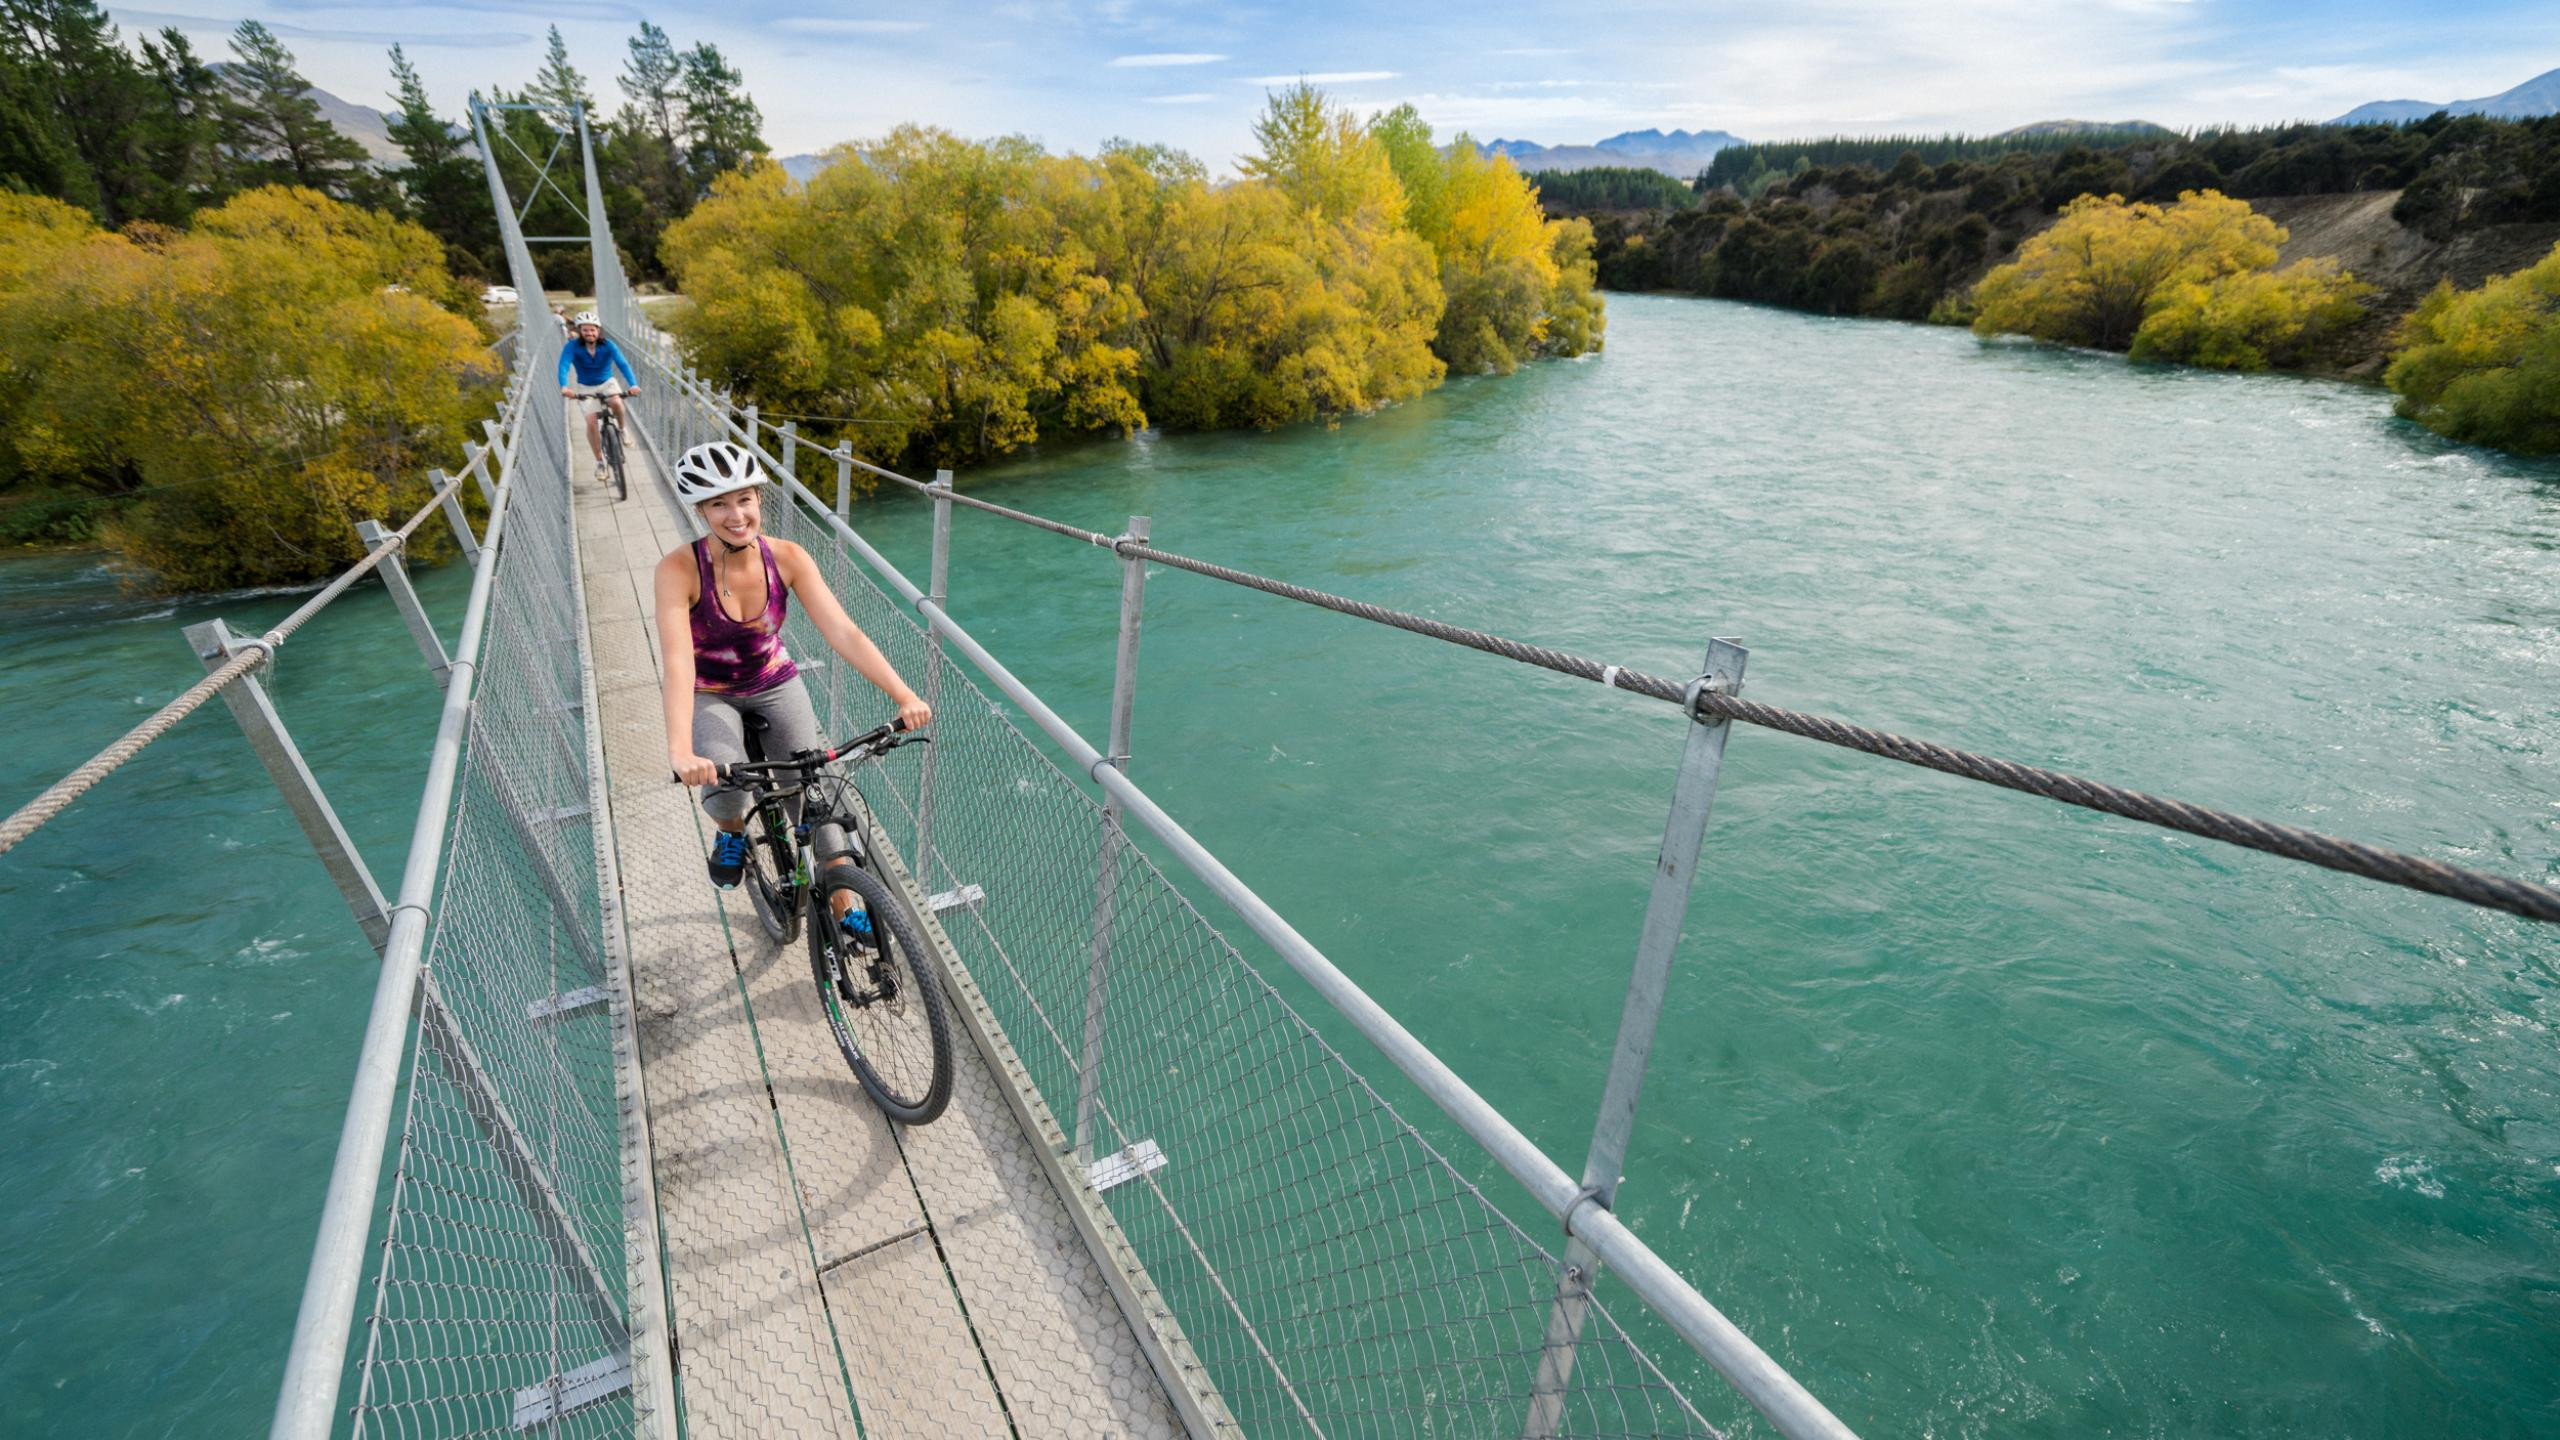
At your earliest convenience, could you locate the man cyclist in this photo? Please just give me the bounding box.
[558,311,639,483]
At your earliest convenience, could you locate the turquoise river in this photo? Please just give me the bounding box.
[3,293,2555,1436]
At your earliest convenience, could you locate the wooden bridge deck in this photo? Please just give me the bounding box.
[572,407,1186,1439]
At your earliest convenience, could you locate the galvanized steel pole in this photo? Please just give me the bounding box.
[465,441,497,508]
[354,519,453,687]
[184,617,395,955]
[432,470,481,565]
[1075,514,1150,1166]
[1524,639,1747,1438]
[912,470,954,877]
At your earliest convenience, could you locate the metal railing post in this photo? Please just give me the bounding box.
[779,419,797,485]
[834,445,853,518]
[430,469,481,565]
[464,442,497,508]
[354,519,454,687]
[183,618,394,954]
[1074,513,1150,1167]
[912,470,954,876]
[1522,638,1748,1439]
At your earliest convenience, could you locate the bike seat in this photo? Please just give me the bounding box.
[741,710,772,763]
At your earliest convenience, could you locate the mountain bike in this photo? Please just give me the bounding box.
[695,719,954,1124]
[570,387,632,501]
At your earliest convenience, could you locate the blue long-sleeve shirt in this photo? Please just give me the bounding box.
[558,336,637,389]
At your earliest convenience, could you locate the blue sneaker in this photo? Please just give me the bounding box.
[708,831,750,888]
[838,907,874,950]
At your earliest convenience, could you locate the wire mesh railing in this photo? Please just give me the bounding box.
[613,322,1786,1437]
[345,348,636,1439]
[331,100,666,1440]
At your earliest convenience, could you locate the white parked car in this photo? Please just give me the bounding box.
[482,285,519,305]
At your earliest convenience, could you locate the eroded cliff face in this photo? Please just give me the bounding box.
[2250,191,2560,376]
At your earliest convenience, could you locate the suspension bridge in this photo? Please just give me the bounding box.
[3,103,2554,1440]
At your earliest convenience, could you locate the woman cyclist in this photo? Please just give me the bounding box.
[557,311,638,483]
[657,440,931,932]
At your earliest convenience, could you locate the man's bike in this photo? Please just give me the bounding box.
[570,388,632,501]
[696,720,953,1124]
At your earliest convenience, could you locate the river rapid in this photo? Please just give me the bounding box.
[4,292,2555,1436]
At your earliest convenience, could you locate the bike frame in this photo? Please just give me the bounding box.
[722,725,921,905]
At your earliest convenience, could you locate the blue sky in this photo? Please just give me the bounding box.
[109,0,2560,171]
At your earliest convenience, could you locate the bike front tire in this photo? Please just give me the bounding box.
[604,421,628,501]
[808,863,953,1124]
[743,809,801,944]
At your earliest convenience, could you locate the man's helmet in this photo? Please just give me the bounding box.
[573,310,600,328]
[671,440,763,505]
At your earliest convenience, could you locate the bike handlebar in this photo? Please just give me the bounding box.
[670,721,929,786]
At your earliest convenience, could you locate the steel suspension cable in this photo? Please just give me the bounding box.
[1106,537,2560,925]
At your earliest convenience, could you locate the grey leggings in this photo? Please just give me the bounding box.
[692,675,822,826]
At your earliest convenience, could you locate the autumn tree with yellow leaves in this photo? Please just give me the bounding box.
[0,188,495,587]
[660,85,1605,470]
[1969,190,2367,369]
[2385,240,2560,455]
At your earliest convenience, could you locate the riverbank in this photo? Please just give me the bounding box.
[2254,190,2560,376]
[1568,119,2560,384]
[1589,189,2560,388]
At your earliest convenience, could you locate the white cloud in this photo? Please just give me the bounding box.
[111,6,531,44]
[1245,70,1399,85]
[1141,92,1218,104]
[773,17,928,35]
[1109,52,1227,67]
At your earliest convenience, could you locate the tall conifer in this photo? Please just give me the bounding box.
[678,42,764,190]
[218,20,367,196]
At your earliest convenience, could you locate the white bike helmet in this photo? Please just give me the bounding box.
[671,440,763,505]
[572,309,600,328]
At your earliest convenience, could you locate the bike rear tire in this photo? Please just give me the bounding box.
[743,808,801,944]
[808,863,952,1124]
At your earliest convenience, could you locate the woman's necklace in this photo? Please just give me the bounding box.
[716,542,753,611]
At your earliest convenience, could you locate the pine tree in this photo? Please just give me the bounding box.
[218,20,367,196]
[0,0,155,221]
[385,44,493,277]
[619,22,681,146]
[678,42,764,190]
[135,28,221,216]
[531,25,594,121]
[607,21,689,277]
[0,29,92,214]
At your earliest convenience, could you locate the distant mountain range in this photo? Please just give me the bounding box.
[1993,119,2172,139]
[312,87,402,167]
[2329,65,2560,124]
[1479,128,1744,178]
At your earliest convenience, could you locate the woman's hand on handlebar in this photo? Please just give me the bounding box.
[671,750,718,787]
[893,693,933,733]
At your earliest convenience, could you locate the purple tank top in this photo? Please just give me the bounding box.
[690,537,798,696]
